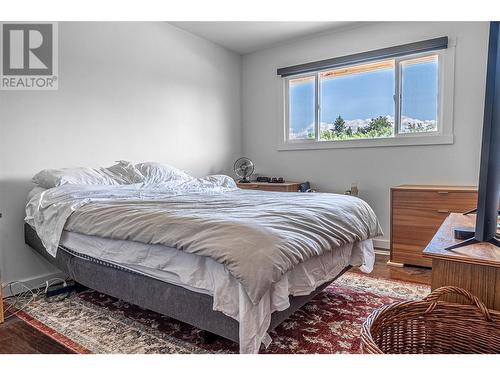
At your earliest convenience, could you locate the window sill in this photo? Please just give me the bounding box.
[277,134,454,151]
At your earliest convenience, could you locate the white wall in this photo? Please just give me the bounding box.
[242,22,489,248]
[0,22,241,285]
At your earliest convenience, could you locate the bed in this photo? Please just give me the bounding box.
[24,162,382,353]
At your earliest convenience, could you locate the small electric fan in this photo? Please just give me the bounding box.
[233,157,254,183]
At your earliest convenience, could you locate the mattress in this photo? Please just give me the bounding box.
[58,230,374,353]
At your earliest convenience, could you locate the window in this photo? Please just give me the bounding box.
[399,55,439,134]
[319,60,396,141]
[288,75,316,140]
[286,52,441,144]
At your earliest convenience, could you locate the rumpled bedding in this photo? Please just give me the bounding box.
[26,176,382,305]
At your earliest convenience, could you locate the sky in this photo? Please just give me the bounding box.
[289,59,438,135]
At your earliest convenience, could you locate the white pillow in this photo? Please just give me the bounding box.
[103,160,145,184]
[32,161,144,188]
[32,167,118,188]
[135,162,192,184]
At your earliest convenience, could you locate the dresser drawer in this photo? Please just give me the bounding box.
[257,184,292,192]
[392,190,477,212]
[392,243,433,267]
[392,207,449,267]
[393,207,455,229]
[238,183,260,190]
[238,183,287,192]
[393,208,448,236]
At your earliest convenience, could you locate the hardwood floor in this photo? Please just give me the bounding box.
[0,254,431,354]
[353,253,432,285]
[0,315,73,354]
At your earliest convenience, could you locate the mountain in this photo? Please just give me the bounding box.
[291,115,437,139]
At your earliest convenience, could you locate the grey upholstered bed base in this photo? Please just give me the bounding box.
[24,223,350,346]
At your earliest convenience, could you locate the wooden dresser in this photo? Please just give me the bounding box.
[237,182,301,192]
[390,185,478,267]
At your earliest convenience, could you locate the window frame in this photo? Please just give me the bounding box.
[280,42,455,150]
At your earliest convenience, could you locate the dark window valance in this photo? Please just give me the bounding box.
[277,36,448,77]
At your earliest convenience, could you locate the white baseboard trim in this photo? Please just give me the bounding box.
[374,248,390,256]
[372,238,390,251]
[2,271,67,298]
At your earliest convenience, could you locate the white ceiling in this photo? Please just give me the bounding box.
[169,22,356,54]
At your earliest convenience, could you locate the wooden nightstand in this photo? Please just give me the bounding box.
[237,182,302,192]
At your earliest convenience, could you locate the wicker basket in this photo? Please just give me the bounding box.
[361,286,500,354]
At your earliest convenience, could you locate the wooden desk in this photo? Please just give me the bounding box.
[423,213,500,310]
[237,181,302,192]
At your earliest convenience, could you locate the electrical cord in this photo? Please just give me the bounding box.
[1,278,70,321]
[2,281,38,320]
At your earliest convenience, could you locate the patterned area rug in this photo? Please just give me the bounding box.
[13,273,430,354]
